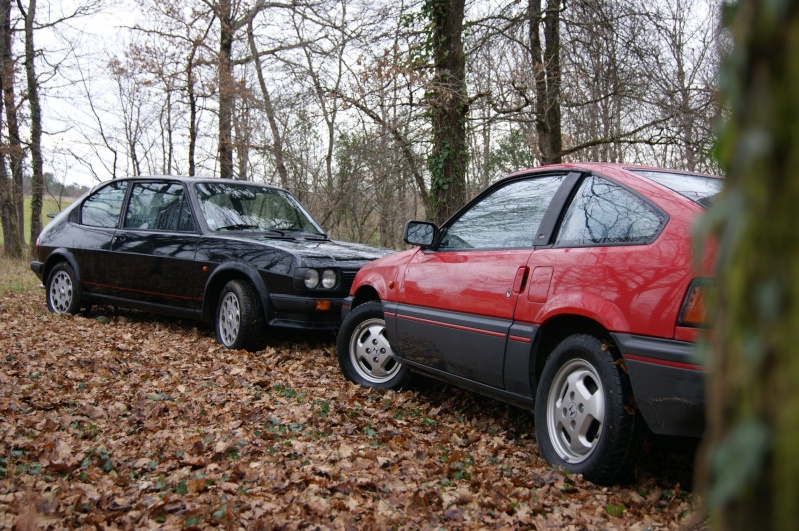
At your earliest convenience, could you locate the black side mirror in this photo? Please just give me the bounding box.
[403,220,437,247]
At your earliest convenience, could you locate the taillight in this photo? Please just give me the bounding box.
[678,279,713,328]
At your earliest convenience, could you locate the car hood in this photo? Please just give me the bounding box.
[226,234,393,262]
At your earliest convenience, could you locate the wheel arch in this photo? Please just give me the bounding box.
[42,249,81,285]
[202,264,270,323]
[532,314,620,386]
[351,284,381,309]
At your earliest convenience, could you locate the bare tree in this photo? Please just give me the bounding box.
[207,0,271,179]
[246,17,288,187]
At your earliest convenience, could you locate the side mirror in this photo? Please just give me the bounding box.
[403,220,437,247]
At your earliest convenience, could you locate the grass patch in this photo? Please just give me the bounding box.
[0,195,72,247]
[0,255,41,293]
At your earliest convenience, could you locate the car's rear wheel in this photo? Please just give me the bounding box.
[534,334,640,485]
[46,262,82,315]
[215,280,264,351]
[337,301,411,389]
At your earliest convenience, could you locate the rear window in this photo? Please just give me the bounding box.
[631,170,723,208]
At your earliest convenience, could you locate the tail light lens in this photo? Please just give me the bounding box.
[678,278,713,328]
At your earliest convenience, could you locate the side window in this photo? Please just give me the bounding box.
[555,176,664,246]
[81,181,128,228]
[124,182,195,232]
[439,175,566,250]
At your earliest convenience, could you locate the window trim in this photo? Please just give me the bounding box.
[79,180,129,229]
[429,171,578,252]
[550,173,669,249]
[122,180,198,234]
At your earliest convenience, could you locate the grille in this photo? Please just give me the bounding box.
[341,270,358,294]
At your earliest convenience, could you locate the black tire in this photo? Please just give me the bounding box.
[215,280,265,351]
[46,262,82,315]
[534,334,640,485]
[337,301,412,389]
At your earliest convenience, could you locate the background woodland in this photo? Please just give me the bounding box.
[0,0,721,253]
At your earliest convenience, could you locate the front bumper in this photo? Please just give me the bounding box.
[611,332,705,438]
[267,293,345,330]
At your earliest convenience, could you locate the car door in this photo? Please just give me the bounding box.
[107,181,201,310]
[73,181,130,297]
[393,173,572,388]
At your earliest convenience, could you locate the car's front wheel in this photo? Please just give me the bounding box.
[534,334,640,485]
[215,280,265,351]
[337,301,411,389]
[46,262,82,315]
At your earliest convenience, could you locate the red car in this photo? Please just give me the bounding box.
[336,163,720,484]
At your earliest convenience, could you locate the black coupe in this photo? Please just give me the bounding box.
[31,176,391,350]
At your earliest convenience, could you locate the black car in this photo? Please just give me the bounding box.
[31,176,391,350]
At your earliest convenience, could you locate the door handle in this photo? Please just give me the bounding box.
[512,266,529,294]
[113,233,127,243]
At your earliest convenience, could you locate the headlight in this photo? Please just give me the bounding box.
[321,269,337,289]
[304,269,320,289]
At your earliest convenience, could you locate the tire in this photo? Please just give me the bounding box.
[46,262,82,315]
[534,334,640,485]
[215,280,265,351]
[337,301,412,389]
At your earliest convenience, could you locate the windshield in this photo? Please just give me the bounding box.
[631,170,723,208]
[194,182,325,236]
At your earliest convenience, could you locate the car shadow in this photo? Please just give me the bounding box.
[406,376,700,491]
[83,304,337,348]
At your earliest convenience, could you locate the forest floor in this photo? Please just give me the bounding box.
[0,286,708,529]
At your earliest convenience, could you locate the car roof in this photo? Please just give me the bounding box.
[506,162,721,180]
[91,175,288,193]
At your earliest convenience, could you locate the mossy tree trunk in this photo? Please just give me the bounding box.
[0,0,23,258]
[426,0,467,226]
[701,1,799,529]
[528,0,562,165]
[21,0,44,254]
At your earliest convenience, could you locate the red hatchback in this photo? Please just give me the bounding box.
[336,163,720,484]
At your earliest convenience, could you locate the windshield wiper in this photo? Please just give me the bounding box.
[216,224,259,231]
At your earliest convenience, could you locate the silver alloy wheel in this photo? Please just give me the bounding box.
[49,270,74,314]
[348,317,400,384]
[218,291,241,346]
[546,358,606,464]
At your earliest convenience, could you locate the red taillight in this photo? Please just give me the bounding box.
[678,279,713,327]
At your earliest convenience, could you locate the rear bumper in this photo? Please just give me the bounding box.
[611,333,705,438]
[30,261,44,280]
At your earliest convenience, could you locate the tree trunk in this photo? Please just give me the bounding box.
[22,0,43,252]
[0,0,21,257]
[217,0,235,179]
[188,57,198,176]
[1,0,25,254]
[427,0,468,226]
[700,1,799,529]
[529,0,562,165]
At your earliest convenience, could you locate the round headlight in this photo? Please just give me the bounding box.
[321,269,337,289]
[304,269,320,289]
